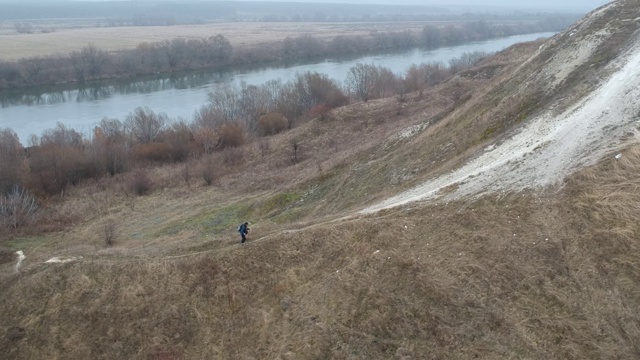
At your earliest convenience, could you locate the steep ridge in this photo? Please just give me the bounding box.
[363,0,640,213]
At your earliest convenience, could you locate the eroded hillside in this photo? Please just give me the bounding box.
[2,1,640,359]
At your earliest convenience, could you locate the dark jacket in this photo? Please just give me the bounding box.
[239,223,249,235]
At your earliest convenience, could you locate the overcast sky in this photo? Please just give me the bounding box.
[240,0,610,12]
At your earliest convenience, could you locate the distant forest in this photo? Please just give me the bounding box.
[0,18,573,90]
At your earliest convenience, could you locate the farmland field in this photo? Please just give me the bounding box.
[0,21,434,61]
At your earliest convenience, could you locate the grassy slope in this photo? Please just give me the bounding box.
[2,146,640,359]
[2,1,640,359]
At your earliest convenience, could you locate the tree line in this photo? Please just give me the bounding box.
[0,18,569,90]
[0,51,490,233]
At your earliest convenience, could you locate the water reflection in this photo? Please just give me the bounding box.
[0,71,233,108]
[1,32,554,108]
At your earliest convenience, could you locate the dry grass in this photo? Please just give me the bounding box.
[0,21,432,61]
[2,144,640,358]
[2,5,640,357]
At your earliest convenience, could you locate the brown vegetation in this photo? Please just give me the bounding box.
[1,4,638,358]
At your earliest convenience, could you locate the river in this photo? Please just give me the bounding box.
[0,32,554,142]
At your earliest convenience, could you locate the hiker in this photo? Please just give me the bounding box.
[238,222,250,243]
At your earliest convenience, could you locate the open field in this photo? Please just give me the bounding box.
[0,21,434,61]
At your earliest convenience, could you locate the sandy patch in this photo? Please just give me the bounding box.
[45,256,83,264]
[14,250,25,272]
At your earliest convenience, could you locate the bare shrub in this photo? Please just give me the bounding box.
[160,121,194,162]
[257,112,288,136]
[128,169,153,196]
[194,106,225,130]
[0,186,39,230]
[217,123,244,149]
[207,84,242,123]
[449,51,488,73]
[103,219,118,247]
[28,142,88,196]
[194,127,219,155]
[133,142,174,164]
[182,163,191,185]
[0,248,15,265]
[201,160,216,186]
[288,140,302,164]
[258,138,271,157]
[0,128,25,195]
[222,147,244,166]
[346,63,375,101]
[296,72,347,109]
[309,104,332,121]
[346,64,399,101]
[125,107,168,144]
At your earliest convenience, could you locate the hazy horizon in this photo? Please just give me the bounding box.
[0,0,610,12]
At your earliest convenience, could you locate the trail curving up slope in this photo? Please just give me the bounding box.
[362,34,640,214]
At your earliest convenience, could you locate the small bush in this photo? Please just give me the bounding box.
[0,248,16,265]
[128,169,153,196]
[0,186,39,230]
[222,147,244,166]
[258,138,271,157]
[193,127,219,154]
[257,112,288,136]
[217,123,245,149]
[288,140,302,164]
[133,142,174,164]
[103,219,118,247]
[309,104,332,121]
[182,163,191,185]
[201,160,216,186]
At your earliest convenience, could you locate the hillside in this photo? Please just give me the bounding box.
[2,1,640,359]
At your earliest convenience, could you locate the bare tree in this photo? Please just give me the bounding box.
[207,84,242,123]
[207,34,233,65]
[103,219,118,246]
[161,38,189,69]
[346,63,375,101]
[125,107,168,144]
[0,186,39,230]
[448,51,488,73]
[0,128,24,195]
[40,122,84,147]
[69,43,108,81]
[19,56,45,84]
[346,64,399,101]
[14,22,33,34]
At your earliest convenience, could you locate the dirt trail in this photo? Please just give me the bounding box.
[362,34,640,214]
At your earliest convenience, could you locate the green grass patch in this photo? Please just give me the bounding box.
[156,203,254,237]
[2,235,51,251]
[481,126,498,141]
[258,192,301,215]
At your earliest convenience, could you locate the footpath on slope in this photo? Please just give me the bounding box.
[361,34,640,214]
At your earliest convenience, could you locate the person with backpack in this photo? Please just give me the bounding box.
[238,222,249,243]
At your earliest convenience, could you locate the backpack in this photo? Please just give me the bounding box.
[237,224,242,232]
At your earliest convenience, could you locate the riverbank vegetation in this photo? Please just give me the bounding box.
[0,47,494,236]
[0,16,572,90]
